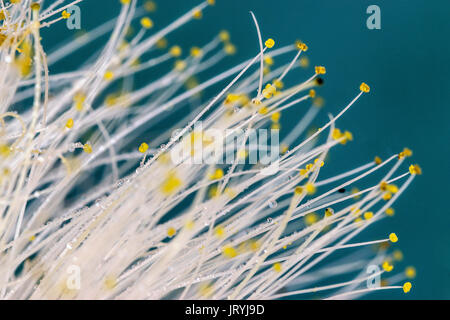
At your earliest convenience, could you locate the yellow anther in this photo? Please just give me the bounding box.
[156,37,168,49]
[169,45,182,57]
[262,83,276,99]
[104,71,114,81]
[120,0,131,4]
[305,183,316,195]
[409,164,422,175]
[190,46,203,58]
[74,92,86,111]
[222,245,237,258]
[199,283,214,298]
[209,168,224,180]
[271,112,281,122]
[252,98,261,105]
[380,181,388,191]
[299,169,308,177]
[398,147,413,159]
[315,66,326,74]
[351,187,361,199]
[389,233,398,243]
[314,158,325,167]
[403,282,412,293]
[393,249,403,261]
[167,227,176,238]
[344,131,353,142]
[405,266,416,279]
[83,144,93,154]
[215,226,226,238]
[61,10,71,19]
[273,262,282,272]
[305,212,318,226]
[185,220,195,230]
[299,56,309,68]
[332,128,343,141]
[272,122,280,131]
[294,186,303,195]
[295,41,308,51]
[265,38,275,48]
[281,144,289,154]
[360,82,370,93]
[65,118,74,129]
[144,1,156,12]
[264,55,274,66]
[161,172,182,194]
[363,211,374,220]
[29,235,36,241]
[309,89,316,98]
[374,156,382,165]
[273,79,284,89]
[387,184,399,193]
[207,0,215,5]
[403,147,413,157]
[382,261,394,272]
[237,149,248,159]
[351,207,361,217]
[219,30,230,42]
[258,106,269,115]
[30,3,40,11]
[382,192,392,201]
[140,17,153,29]
[174,60,187,71]
[354,217,364,227]
[193,9,202,19]
[385,207,395,216]
[324,208,334,217]
[104,275,117,290]
[208,185,219,198]
[224,43,236,55]
[138,142,149,153]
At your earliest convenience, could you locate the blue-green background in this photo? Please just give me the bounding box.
[45,0,450,299]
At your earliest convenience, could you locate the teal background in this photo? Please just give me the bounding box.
[44,0,450,299]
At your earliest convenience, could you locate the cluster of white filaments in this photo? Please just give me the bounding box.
[0,0,419,299]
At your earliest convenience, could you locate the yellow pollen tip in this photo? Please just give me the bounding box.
[138,142,149,153]
[405,266,416,279]
[65,118,74,129]
[140,17,154,29]
[360,82,370,93]
[409,164,422,175]
[294,186,303,195]
[193,9,202,19]
[61,10,71,19]
[382,261,394,272]
[403,282,412,293]
[222,245,237,258]
[385,207,395,216]
[273,262,282,272]
[374,156,382,165]
[215,226,226,238]
[170,45,182,57]
[363,211,374,220]
[83,144,93,154]
[167,227,176,238]
[315,66,326,74]
[104,71,114,81]
[265,38,275,48]
[389,233,398,243]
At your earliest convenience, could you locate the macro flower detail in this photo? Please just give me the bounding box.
[0,0,420,300]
